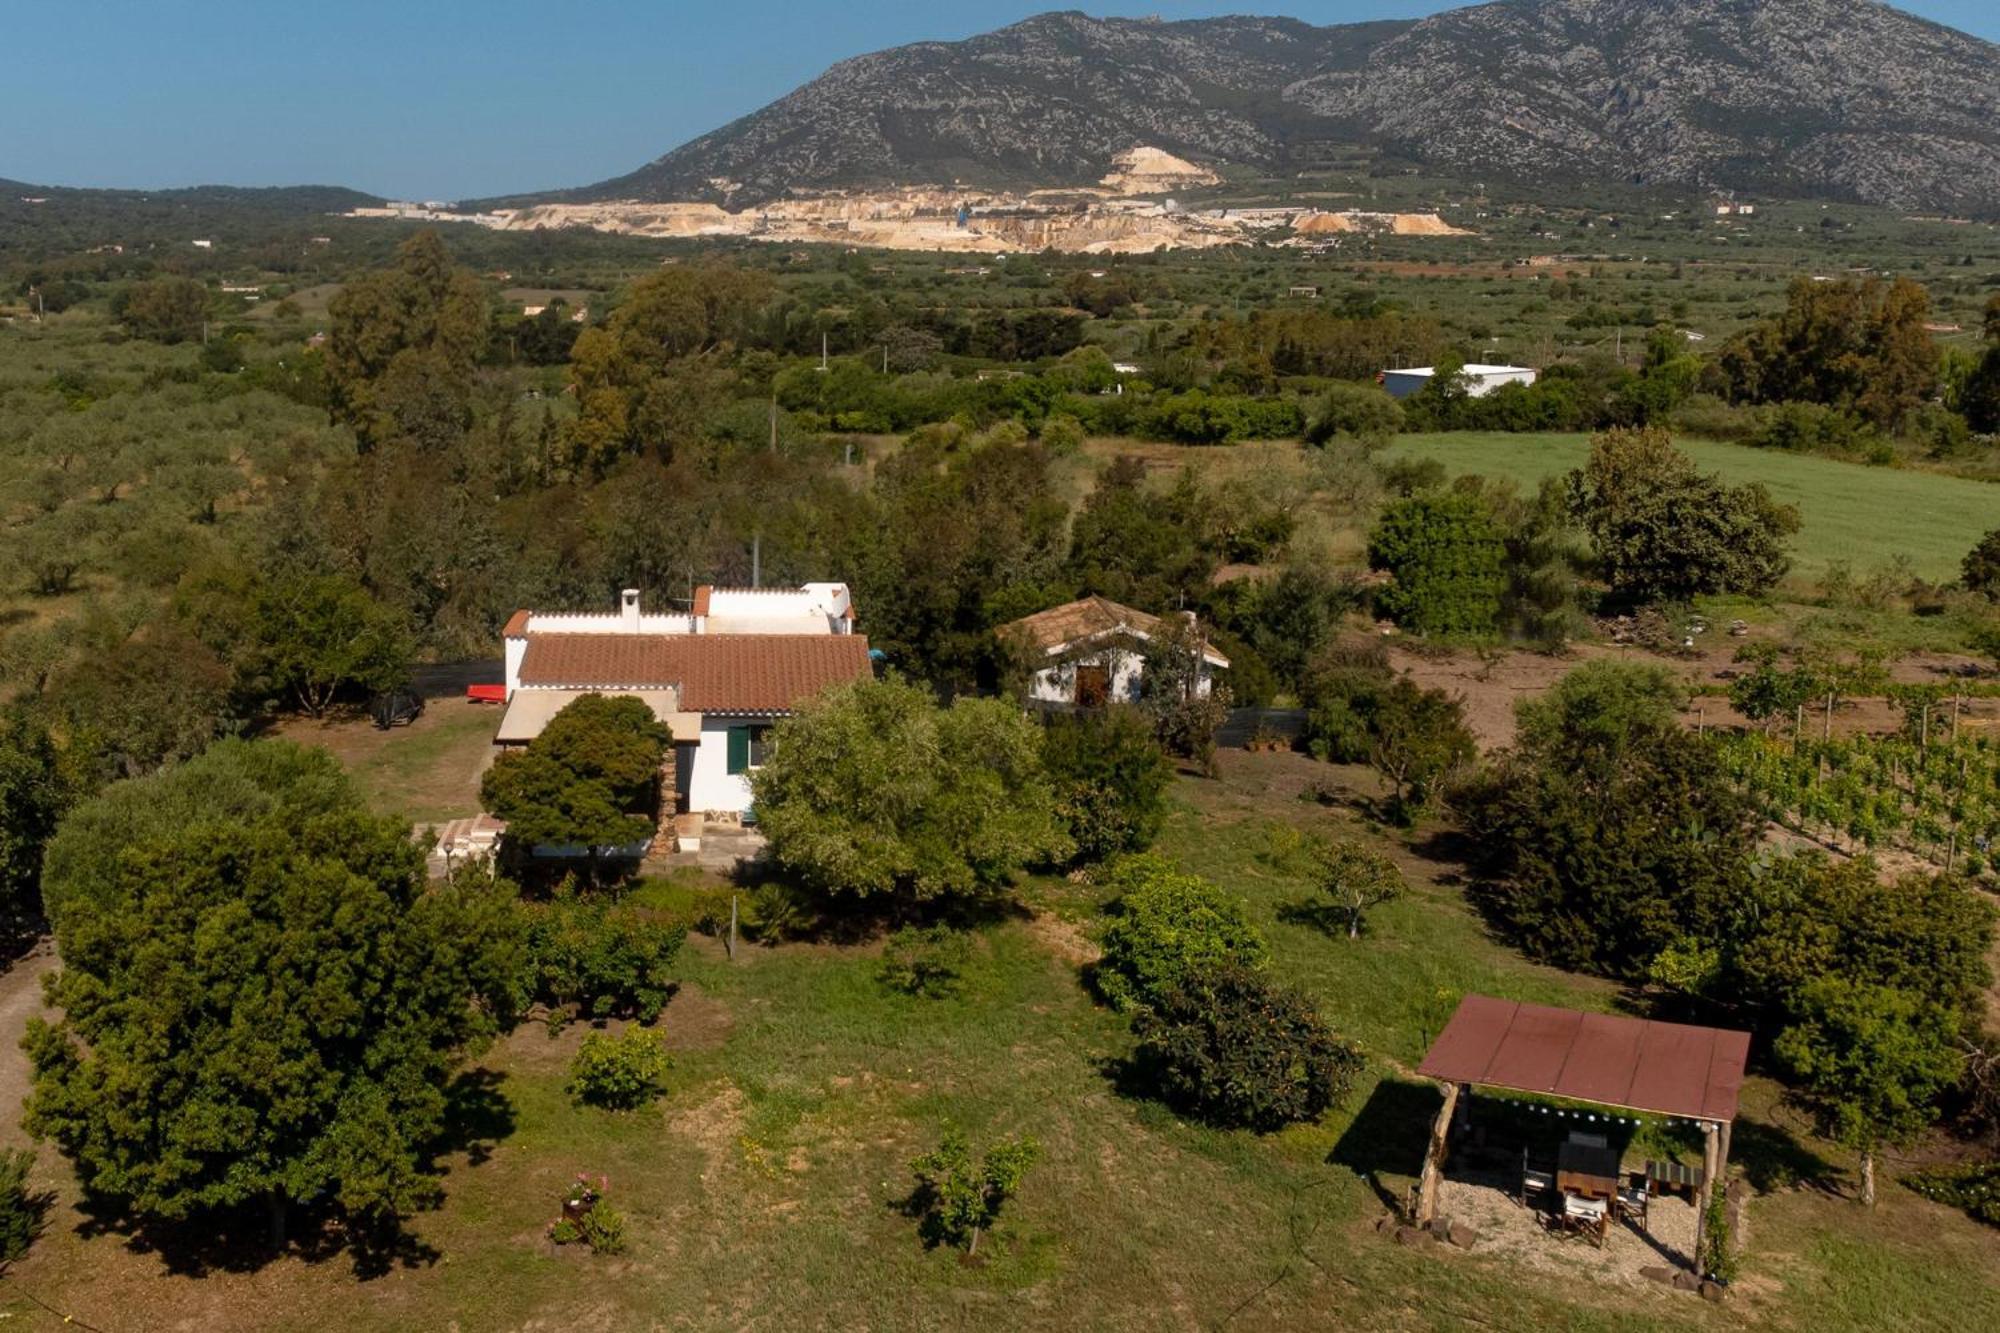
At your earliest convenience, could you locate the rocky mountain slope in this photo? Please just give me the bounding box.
[517,0,1999,214]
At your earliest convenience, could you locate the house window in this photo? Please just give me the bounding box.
[726,725,772,775]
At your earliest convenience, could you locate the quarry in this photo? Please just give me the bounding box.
[344,147,1473,254]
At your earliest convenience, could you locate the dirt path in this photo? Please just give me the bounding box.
[0,942,58,1148]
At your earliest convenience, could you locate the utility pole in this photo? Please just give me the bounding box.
[751,534,761,589]
[819,332,828,372]
[769,396,778,453]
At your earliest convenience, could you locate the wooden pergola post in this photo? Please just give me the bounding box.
[1692,1118,1733,1275]
[1414,1081,1460,1227]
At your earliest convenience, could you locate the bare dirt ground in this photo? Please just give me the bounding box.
[1390,641,1993,752]
[1436,1170,1700,1290]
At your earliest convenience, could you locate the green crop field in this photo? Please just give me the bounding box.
[1386,432,1998,586]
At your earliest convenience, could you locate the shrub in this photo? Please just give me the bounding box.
[878,924,973,999]
[1041,707,1173,865]
[1906,1160,2000,1226]
[567,1027,672,1110]
[0,1147,45,1263]
[527,893,685,1022]
[908,1130,1039,1253]
[1132,963,1364,1130]
[1964,529,2000,599]
[1094,855,1267,1012]
[549,1174,628,1254]
[1039,414,1087,456]
[1368,490,1506,636]
[1304,383,1402,447]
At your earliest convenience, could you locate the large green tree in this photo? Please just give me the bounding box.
[752,676,1068,905]
[327,231,489,452]
[480,694,668,870]
[25,743,524,1248]
[1565,427,1798,604]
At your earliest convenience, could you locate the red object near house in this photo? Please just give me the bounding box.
[466,684,506,704]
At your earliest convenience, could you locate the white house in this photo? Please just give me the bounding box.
[1379,364,1539,400]
[1000,596,1228,709]
[498,584,871,823]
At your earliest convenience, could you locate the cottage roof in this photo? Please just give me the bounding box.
[1000,596,1229,667]
[516,633,872,714]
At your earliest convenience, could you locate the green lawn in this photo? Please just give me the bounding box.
[1386,432,1998,586]
[275,700,500,825]
[7,754,1999,1330]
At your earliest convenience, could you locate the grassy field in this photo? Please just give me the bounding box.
[1385,432,1998,586]
[6,750,1997,1331]
[274,700,499,825]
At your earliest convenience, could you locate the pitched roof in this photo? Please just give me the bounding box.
[517,633,872,714]
[1416,995,1751,1124]
[502,609,531,638]
[1000,596,1229,667]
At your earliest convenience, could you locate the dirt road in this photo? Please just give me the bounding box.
[0,942,58,1148]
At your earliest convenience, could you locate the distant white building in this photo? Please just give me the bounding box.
[1379,364,1538,400]
[499,584,870,823]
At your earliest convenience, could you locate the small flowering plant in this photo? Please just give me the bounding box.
[549,1173,626,1254]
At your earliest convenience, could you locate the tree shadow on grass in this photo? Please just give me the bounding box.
[1729,1115,1845,1197]
[1327,1076,1442,1218]
[432,1067,516,1170]
[1274,898,1377,940]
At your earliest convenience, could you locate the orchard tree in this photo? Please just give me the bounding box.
[1367,489,1506,636]
[1310,835,1405,939]
[1565,427,1798,604]
[25,745,525,1249]
[1774,978,1964,1206]
[753,677,1069,906]
[1366,678,1475,823]
[1040,706,1172,865]
[481,694,669,872]
[1132,963,1364,1131]
[1094,854,1268,1012]
[908,1130,1039,1254]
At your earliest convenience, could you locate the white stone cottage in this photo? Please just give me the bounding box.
[498,584,872,821]
[1000,596,1228,709]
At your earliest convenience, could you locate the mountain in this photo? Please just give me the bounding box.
[518,0,2000,214]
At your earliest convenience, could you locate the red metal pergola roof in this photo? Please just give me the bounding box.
[1416,995,1751,1124]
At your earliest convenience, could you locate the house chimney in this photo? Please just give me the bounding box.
[620,588,641,630]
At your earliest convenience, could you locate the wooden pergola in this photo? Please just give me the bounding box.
[1413,995,1752,1274]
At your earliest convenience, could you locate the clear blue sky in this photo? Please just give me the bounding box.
[6,1,1995,200]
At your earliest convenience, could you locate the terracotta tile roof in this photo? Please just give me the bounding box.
[502,609,531,638]
[517,633,872,713]
[999,596,1229,667]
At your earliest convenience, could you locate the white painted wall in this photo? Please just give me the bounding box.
[686,715,762,815]
[1381,365,1538,400]
[1029,646,1216,706]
